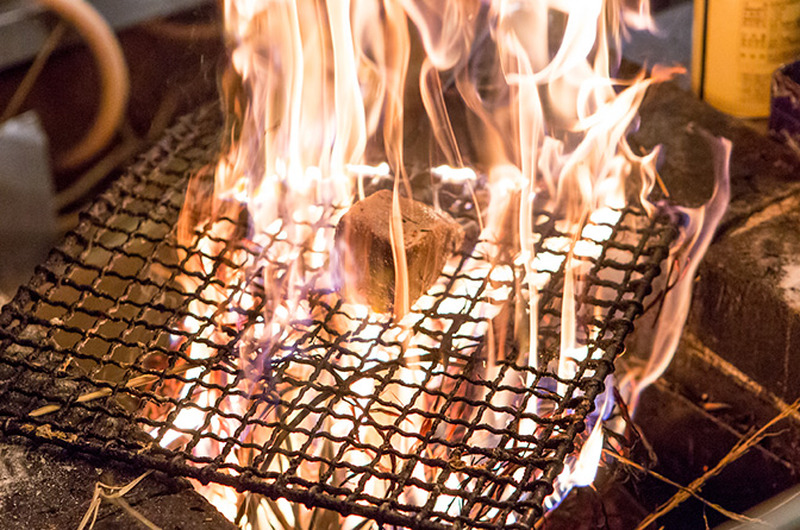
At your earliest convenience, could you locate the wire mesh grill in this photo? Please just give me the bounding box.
[0,105,676,529]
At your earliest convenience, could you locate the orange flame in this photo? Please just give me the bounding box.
[169,0,730,525]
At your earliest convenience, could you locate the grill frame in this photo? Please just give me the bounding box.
[0,105,677,529]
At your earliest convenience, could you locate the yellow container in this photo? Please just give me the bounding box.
[692,0,800,118]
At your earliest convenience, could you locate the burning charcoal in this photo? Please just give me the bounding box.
[458,218,481,249]
[363,174,394,196]
[409,169,432,189]
[438,189,458,210]
[334,189,464,312]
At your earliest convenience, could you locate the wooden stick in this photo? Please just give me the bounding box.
[29,363,200,418]
[634,399,800,529]
[604,449,764,526]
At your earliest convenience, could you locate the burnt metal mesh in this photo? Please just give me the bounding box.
[0,105,676,529]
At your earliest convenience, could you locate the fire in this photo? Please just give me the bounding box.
[160,0,731,527]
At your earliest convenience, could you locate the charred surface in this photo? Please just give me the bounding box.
[334,189,464,312]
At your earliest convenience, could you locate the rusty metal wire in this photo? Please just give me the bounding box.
[0,105,676,529]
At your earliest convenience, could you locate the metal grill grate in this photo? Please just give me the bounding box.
[0,105,676,529]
